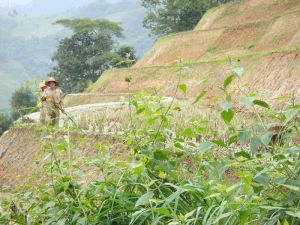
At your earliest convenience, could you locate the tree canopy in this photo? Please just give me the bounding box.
[10,86,37,120]
[51,19,137,93]
[55,19,124,37]
[142,0,234,36]
[0,113,12,135]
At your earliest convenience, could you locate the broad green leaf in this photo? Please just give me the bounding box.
[182,127,196,138]
[43,201,56,210]
[199,79,208,84]
[280,184,300,192]
[284,147,300,154]
[154,150,168,160]
[135,192,154,207]
[154,208,171,216]
[253,172,269,186]
[193,90,207,104]
[226,183,242,193]
[260,206,285,210]
[198,142,212,155]
[234,151,251,160]
[239,210,250,225]
[260,132,273,146]
[77,218,87,225]
[136,107,146,114]
[283,108,300,122]
[286,211,300,219]
[253,99,270,109]
[178,84,187,94]
[238,130,251,145]
[221,109,235,123]
[283,219,289,225]
[57,219,67,225]
[130,162,145,175]
[251,136,261,154]
[223,75,234,89]
[55,144,66,151]
[232,67,244,77]
[212,140,227,147]
[213,212,233,224]
[243,173,253,194]
[221,101,233,111]
[228,135,237,145]
[204,193,221,199]
[241,95,255,107]
[174,142,184,149]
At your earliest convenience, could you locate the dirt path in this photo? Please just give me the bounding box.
[21,98,173,126]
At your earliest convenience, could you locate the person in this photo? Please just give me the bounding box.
[41,77,65,126]
[38,81,47,124]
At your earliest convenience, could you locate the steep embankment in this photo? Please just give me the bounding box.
[0,127,125,189]
[65,0,300,106]
[1,0,300,190]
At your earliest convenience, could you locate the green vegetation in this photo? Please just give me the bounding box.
[142,0,234,36]
[273,34,282,44]
[0,113,12,135]
[207,46,218,53]
[0,0,153,110]
[0,65,299,224]
[10,86,37,120]
[50,19,137,93]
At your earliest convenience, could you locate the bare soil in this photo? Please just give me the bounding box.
[135,10,300,67]
[87,51,300,107]
[0,128,126,190]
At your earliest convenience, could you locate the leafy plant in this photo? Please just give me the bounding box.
[1,65,299,225]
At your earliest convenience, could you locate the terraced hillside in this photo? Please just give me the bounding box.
[65,0,300,107]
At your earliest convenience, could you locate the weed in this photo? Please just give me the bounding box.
[207,46,219,53]
[246,43,255,49]
[0,65,299,225]
[273,34,282,43]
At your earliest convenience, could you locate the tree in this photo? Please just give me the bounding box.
[51,19,136,93]
[142,0,234,36]
[10,87,37,120]
[116,46,137,68]
[0,113,12,135]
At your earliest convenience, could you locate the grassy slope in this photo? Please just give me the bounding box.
[64,50,299,105]
[65,0,300,107]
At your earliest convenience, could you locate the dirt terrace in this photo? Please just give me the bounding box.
[195,0,300,30]
[0,127,126,190]
[88,51,300,107]
[135,11,300,67]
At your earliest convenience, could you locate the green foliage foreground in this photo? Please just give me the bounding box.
[0,66,299,225]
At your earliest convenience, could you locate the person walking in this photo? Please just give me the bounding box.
[41,77,65,126]
[39,81,47,125]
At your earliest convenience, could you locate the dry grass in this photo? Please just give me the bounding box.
[76,51,300,107]
[1,96,299,190]
[195,0,300,30]
[65,0,300,108]
[136,10,300,67]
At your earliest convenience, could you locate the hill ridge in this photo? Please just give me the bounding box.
[64,0,300,107]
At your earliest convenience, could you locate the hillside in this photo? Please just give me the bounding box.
[65,0,300,107]
[1,1,300,223]
[0,0,153,111]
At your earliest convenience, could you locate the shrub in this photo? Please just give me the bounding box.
[0,113,12,135]
[0,65,299,225]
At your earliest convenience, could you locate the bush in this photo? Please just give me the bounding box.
[0,65,299,224]
[10,86,37,120]
[0,113,12,135]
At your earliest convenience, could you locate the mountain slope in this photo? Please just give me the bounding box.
[0,0,154,111]
[65,0,300,107]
